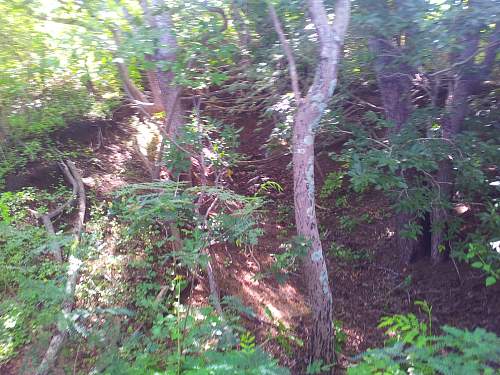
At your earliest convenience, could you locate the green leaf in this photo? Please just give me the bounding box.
[485,276,496,287]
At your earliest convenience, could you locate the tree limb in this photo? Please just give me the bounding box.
[268,3,301,102]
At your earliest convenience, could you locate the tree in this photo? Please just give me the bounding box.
[270,0,351,367]
[350,0,499,265]
[357,0,426,263]
[430,15,499,262]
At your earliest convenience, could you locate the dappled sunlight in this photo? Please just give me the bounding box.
[214,248,309,328]
[132,117,161,157]
[82,118,157,195]
[1,0,499,373]
[384,227,395,239]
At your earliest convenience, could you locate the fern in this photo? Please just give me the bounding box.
[350,323,500,374]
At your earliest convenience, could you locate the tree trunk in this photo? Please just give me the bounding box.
[368,37,413,134]
[368,36,424,263]
[430,78,469,263]
[145,68,165,113]
[150,0,184,135]
[116,61,150,106]
[141,0,186,179]
[290,0,350,368]
[429,27,483,263]
[293,104,334,364]
[428,16,500,263]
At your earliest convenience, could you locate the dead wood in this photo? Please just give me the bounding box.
[35,160,86,375]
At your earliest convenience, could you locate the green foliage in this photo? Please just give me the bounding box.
[264,307,303,356]
[378,301,432,349]
[334,195,349,208]
[329,242,371,263]
[0,0,120,187]
[162,114,242,179]
[455,203,500,286]
[320,171,346,199]
[306,360,333,374]
[333,319,348,353]
[339,213,372,233]
[266,236,309,283]
[339,112,500,283]
[92,296,288,374]
[350,325,500,375]
[99,181,289,372]
[350,301,500,375]
[1,0,498,372]
[255,180,284,196]
[0,219,64,363]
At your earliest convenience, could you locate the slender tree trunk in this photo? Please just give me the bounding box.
[293,103,335,364]
[368,37,413,134]
[429,26,484,263]
[116,61,150,105]
[145,68,165,113]
[272,0,351,368]
[149,0,185,136]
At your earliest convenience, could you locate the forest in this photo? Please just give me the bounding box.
[0,0,499,374]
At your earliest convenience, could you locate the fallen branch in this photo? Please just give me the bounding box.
[34,161,78,262]
[35,160,86,375]
[36,256,82,375]
[66,160,86,239]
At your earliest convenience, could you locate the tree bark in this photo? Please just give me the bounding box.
[276,0,351,368]
[431,76,471,262]
[149,0,185,139]
[430,28,480,263]
[368,37,413,134]
[140,0,186,179]
[294,104,335,365]
[268,4,301,101]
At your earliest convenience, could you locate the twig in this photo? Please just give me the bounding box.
[133,139,154,179]
[192,97,225,316]
[429,40,500,77]
[72,343,81,375]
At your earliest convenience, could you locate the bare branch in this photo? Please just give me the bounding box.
[268,3,301,102]
[35,256,82,375]
[203,3,228,34]
[429,40,500,77]
[35,160,86,375]
[66,161,86,239]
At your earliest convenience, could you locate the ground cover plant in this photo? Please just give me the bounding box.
[0,0,499,374]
